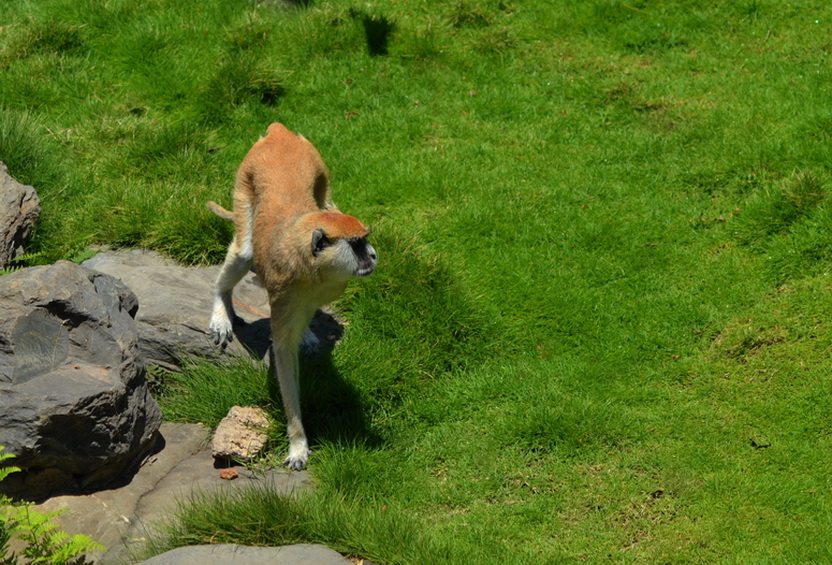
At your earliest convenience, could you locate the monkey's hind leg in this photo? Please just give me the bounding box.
[271,341,311,470]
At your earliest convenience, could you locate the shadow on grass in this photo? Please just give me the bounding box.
[301,349,380,449]
[278,0,313,7]
[259,310,380,451]
[349,9,396,56]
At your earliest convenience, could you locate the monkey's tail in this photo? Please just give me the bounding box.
[206,201,234,221]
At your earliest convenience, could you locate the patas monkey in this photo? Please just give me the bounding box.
[208,123,377,471]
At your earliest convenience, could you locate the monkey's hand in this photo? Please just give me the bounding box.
[209,312,243,349]
[209,322,233,349]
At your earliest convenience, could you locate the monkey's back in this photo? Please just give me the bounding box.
[235,123,334,292]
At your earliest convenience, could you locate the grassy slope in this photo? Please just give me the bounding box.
[2,0,832,562]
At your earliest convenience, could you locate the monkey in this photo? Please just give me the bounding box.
[208,123,377,471]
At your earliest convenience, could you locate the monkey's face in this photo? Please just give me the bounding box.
[312,229,377,280]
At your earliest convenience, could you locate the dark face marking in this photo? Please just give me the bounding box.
[349,237,377,273]
[312,229,331,256]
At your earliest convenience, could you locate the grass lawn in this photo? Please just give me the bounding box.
[2,0,832,562]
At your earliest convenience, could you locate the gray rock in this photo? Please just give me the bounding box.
[81,249,344,370]
[0,162,40,268]
[139,544,351,565]
[212,406,272,462]
[82,249,273,369]
[0,261,161,497]
[32,423,310,565]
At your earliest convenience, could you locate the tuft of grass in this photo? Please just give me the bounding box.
[764,205,832,283]
[508,392,638,457]
[146,486,490,565]
[160,357,276,429]
[0,110,68,193]
[447,1,494,29]
[735,171,827,246]
[197,55,287,124]
[733,171,832,283]
[3,18,86,59]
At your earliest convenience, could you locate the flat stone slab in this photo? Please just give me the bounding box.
[82,249,344,370]
[32,423,310,564]
[139,543,351,565]
[83,249,273,369]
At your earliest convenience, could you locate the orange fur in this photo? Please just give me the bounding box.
[209,123,377,470]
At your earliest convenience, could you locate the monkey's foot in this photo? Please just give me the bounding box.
[299,327,321,356]
[284,446,311,471]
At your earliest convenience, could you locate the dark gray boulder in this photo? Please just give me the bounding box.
[0,261,161,497]
[0,161,40,268]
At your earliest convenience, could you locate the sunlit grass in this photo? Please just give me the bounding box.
[2,0,832,562]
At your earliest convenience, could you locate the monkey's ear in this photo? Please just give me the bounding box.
[312,229,331,256]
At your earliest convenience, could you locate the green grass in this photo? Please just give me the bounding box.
[3,0,832,562]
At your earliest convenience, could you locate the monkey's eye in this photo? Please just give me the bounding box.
[312,229,332,256]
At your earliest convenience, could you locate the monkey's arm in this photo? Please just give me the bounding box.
[209,238,253,347]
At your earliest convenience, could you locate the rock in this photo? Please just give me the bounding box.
[219,468,239,480]
[0,261,161,498]
[212,406,271,462]
[139,544,351,565]
[0,162,40,268]
[32,423,310,564]
[81,249,344,369]
[82,249,272,369]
